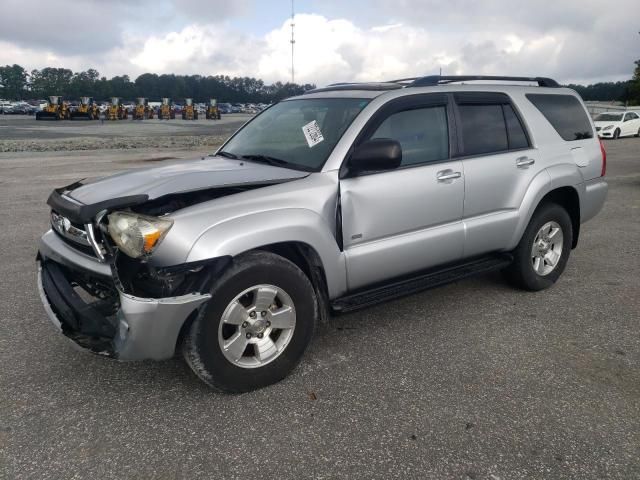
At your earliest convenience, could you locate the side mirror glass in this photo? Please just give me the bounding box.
[347,138,402,175]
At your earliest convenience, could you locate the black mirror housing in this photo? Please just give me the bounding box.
[347,138,402,174]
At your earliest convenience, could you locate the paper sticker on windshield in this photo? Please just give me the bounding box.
[302,120,324,148]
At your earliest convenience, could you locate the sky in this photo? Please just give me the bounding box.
[0,0,638,86]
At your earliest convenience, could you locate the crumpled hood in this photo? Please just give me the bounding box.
[68,156,309,205]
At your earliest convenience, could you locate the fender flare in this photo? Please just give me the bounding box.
[185,208,347,298]
[507,164,582,249]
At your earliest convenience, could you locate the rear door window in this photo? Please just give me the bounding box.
[457,104,509,156]
[526,94,593,141]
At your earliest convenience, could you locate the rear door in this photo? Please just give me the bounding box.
[453,92,540,258]
[340,94,465,290]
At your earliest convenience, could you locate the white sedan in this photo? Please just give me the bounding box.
[594,111,640,139]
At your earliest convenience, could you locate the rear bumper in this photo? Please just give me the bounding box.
[37,230,211,361]
[581,178,608,224]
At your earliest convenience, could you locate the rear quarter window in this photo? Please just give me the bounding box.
[526,93,593,141]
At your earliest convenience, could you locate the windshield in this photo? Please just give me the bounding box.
[220,98,370,171]
[595,113,622,122]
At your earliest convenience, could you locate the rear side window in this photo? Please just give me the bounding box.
[457,104,508,155]
[371,106,449,166]
[526,94,593,141]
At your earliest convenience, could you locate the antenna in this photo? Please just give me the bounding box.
[290,0,295,84]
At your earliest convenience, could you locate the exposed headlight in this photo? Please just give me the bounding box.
[603,125,614,131]
[107,212,173,259]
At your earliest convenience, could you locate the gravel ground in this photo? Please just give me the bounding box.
[0,114,250,152]
[0,138,638,479]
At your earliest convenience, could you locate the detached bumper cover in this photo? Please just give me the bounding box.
[37,233,211,361]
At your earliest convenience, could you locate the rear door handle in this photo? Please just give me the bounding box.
[437,171,462,182]
[516,156,535,168]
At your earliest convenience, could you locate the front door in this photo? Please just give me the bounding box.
[622,112,640,136]
[340,96,465,290]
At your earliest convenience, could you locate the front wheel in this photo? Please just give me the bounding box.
[504,203,572,291]
[183,251,317,392]
[613,128,620,139]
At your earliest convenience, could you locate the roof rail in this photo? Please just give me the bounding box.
[305,82,403,94]
[408,75,560,88]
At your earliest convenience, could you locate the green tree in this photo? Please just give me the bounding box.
[628,59,640,105]
[0,64,28,99]
[30,68,74,98]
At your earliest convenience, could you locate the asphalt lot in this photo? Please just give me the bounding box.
[0,138,639,479]
[0,114,250,140]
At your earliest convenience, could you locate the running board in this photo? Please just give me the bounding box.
[331,253,513,314]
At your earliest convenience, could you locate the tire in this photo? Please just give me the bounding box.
[183,251,318,393]
[504,203,572,291]
[613,128,620,140]
[635,128,640,138]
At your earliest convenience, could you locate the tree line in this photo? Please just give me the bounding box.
[1,62,639,104]
[0,64,315,103]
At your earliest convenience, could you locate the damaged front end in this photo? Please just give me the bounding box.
[36,181,265,361]
[37,160,308,360]
[37,227,224,360]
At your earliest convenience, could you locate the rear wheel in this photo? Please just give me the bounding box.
[183,251,317,392]
[504,203,572,291]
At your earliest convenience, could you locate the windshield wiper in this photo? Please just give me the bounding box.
[240,154,297,169]
[217,150,239,159]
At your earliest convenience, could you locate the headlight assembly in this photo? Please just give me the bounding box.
[107,211,173,259]
[603,125,614,131]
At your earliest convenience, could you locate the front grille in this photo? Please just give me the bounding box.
[50,210,104,259]
[51,211,90,246]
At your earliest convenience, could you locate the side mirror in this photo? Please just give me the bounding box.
[347,138,402,174]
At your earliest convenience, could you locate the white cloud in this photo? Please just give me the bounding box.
[1,1,638,85]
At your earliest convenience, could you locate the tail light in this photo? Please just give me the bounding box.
[599,138,607,177]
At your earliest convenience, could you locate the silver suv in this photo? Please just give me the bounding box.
[37,75,608,392]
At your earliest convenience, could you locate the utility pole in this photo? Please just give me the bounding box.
[290,0,295,84]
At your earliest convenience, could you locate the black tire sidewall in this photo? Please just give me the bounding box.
[186,252,317,392]
[511,203,572,291]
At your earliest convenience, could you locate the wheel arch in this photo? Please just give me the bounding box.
[184,208,347,300]
[510,166,582,250]
[537,186,580,248]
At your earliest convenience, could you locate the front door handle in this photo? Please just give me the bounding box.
[437,170,462,182]
[516,156,535,168]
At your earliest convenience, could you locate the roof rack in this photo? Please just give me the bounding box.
[305,82,403,94]
[304,75,561,95]
[407,75,560,88]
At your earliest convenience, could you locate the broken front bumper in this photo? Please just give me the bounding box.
[37,230,211,361]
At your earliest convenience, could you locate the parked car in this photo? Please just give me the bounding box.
[37,75,607,393]
[3,101,37,115]
[594,111,640,139]
[218,103,232,114]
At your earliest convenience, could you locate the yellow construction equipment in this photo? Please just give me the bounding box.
[205,98,221,120]
[132,97,153,120]
[70,97,99,120]
[36,96,70,120]
[105,97,127,120]
[158,98,175,120]
[181,98,198,120]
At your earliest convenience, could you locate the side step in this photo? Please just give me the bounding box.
[331,253,513,314]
